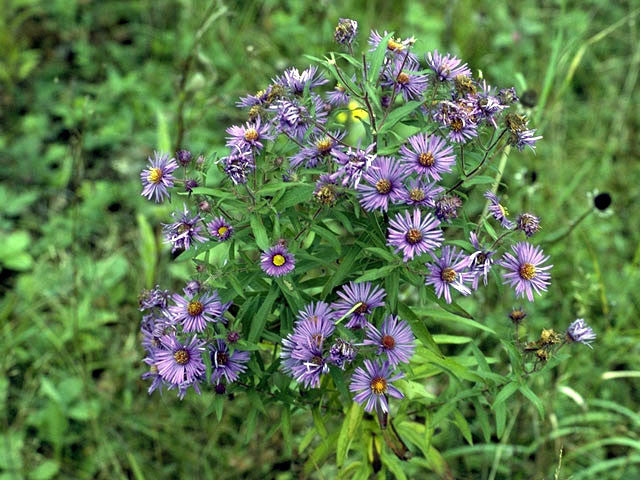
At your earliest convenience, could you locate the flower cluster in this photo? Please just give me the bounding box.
[139,283,248,399]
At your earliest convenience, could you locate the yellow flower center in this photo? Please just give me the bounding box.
[370,376,388,395]
[409,188,426,202]
[272,254,286,267]
[451,118,464,132]
[375,179,392,194]
[396,72,410,84]
[441,267,457,283]
[336,84,346,92]
[418,152,435,167]
[187,301,204,316]
[405,228,423,245]
[387,38,404,51]
[519,263,537,280]
[217,226,228,236]
[173,349,190,365]
[499,204,509,217]
[316,137,333,153]
[147,167,163,184]
[244,128,259,141]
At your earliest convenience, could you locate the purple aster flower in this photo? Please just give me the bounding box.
[140,314,163,352]
[290,131,345,169]
[364,315,415,366]
[326,84,350,107]
[291,317,336,353]
[139,285,170,311]
[176,149,192,166]
[358,156,408,212]
[290,343,328,389]
[183,280,201,297]
[516,213,541,237]
[448,113,478,144]
[331,281,386,329]
[225,116,273,152]
[434,195,463,222]
[334,18,358,45]
[221,148,255,185]
[168,379,202,400]
[399,133,455,180]
[511,128,543,152]
[296,301,334,324]
[473,81,508,128]
[275,66,328,95]
[368,30,418,63]
[162,205,207,253]
[426,50,471,82]
[332,143,377,188]
[207,216,234,241]
[381,57,429,101]
[236,87,272,108]
[349,359,404,414]
[425,246,473,304]
[387,209,444,262]
[328,338,358,369]
[155,335,206,386]
[566,319,596,348]
[467,232,496,289]
[168,290,223,333]
[271,94,328,139]
[499,242,552,302]
[261,244,296,277]
[210,339,250,383]
[400,178,444,208]
[485,191,515,229]
[140,151,179,203]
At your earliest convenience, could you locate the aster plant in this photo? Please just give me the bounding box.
[136,19,594,475]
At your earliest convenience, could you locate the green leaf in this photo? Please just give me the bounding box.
[378,101,422,134]
[275,184,315,210]
[248,284,279,342]
[189,186,236,200]
[354,264,397,282]
[337,402,363,467]
[28,460,60,480]
[368,31,394,85]
[156,110,170,152]
[137,213,157,288]
[281,408,292,456]
[495,401,507,439]
[312,408,328,439]
[398,304,442,356]
[453,409,473,445]
[321,246,361,298]
[519,384,545,419]
[250,215,270,250]
[493,381,520,409]
[414,307,494,335]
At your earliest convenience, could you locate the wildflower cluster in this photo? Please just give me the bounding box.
[136,20,595,456]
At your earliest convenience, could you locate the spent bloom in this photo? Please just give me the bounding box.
[364,315,415,366]
[467,232,496,289]
[221,148,255,185]
[162,205,207,253]
[358,156,408,212]
[349,359,404,414]
[207,216,234,241]
[434,195,463,222]
[387,209,444,262]
[516,213,541,237]
[261,244,296,277]
[399,133,455,180]
[331,281,386,329]
[210,339,250,383]
[168,290,223,333]
[425,246,473,304]
[485,191,515,229]
[328,339,358,369]
[499,242,552,301]
[332,143,377,188]
[334,18,358,45]
[566,319,596,348]
[140,151,179,203]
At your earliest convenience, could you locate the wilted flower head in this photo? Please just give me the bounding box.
[485,191,515,229]
[434,195,463,222]
[221,148,255,185]
[509,307,527,324]
[139,286,170,311]
[467,232,496,289]
[313,173,340,205]
[162,205,207,253]
[334,18,358,45]
[349,359,404,413]
[332,143,377,188]
[260,244,296,277]
[328,339,358,369]
[140,151,178,203]
[499,242,552,301]
[566,319,596,348]
[516,213,540,237]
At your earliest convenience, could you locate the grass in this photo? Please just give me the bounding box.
[1,0,639,478]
